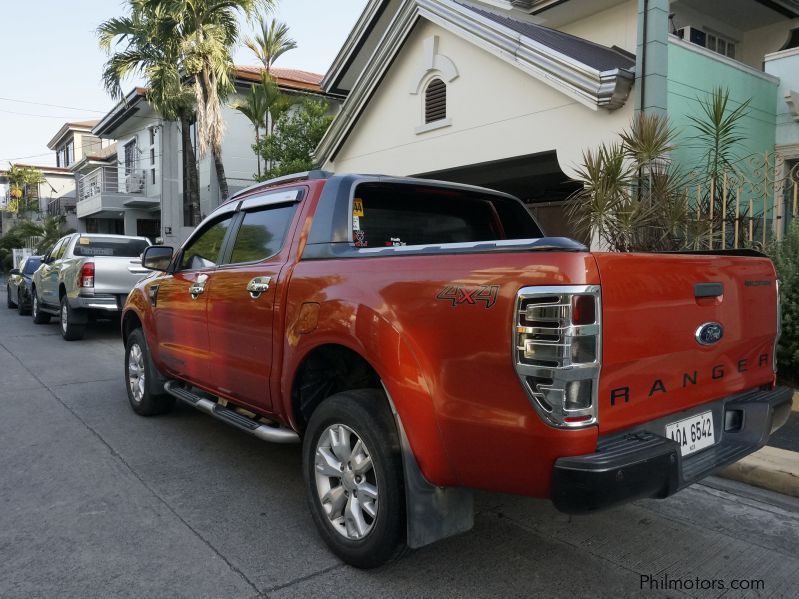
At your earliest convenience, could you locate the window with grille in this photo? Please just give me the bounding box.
[425,78,447,124]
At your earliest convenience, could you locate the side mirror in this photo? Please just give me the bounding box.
[9,268,20,276]
[142,246,174,272]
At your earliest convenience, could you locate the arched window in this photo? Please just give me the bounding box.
[425,78,447,124]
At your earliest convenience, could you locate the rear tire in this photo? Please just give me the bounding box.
[125,328,175,416]
[303,389,406,568]
[17,291,29,315]
[6,286,15,309]
[31,290,50,324]
[60,296,86,341]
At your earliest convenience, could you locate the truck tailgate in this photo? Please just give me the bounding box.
[594,252,778,434]
[93,257,150,295]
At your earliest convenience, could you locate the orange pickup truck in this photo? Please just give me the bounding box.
[121,171,791,568]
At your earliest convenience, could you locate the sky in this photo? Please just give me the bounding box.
[0,0,368,168]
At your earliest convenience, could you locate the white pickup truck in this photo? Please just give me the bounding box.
[31,233,151,340]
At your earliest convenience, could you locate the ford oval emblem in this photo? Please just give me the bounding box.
[696,322,724,346]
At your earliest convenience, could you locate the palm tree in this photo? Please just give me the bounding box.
[100,0,273,207]
[99,2,201,224]
[159,0,273,201]
[245,18,297,77]
[231,84,268,177]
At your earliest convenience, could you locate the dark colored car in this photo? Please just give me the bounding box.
[6,255,43,315]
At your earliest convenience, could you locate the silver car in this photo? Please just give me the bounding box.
[31,233,151,340]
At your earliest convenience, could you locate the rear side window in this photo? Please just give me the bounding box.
[351,183,542,248]
[23,258,41,275]
[73,237,150,258]
[229,204,296,264]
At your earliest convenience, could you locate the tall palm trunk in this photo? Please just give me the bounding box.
[180,114,201,226]
[214,148,229,202]
[255,128,261,178]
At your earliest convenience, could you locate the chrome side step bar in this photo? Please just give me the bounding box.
[164,381,300,444]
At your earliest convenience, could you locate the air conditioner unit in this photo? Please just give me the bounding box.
[125,174,145,193]
[675,26,706,48]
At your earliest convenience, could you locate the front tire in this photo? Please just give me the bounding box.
[125,328,175,416]
[6,286,15,309]
[31,290,50,324]
[60,296,86,341]
[303,389,406,568]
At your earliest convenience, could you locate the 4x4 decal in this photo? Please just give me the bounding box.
[437,285,499,308]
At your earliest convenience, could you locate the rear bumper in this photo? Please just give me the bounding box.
[72,293,125,312]
[551,386,792,514]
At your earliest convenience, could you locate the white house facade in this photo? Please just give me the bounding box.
[316,0,639,237]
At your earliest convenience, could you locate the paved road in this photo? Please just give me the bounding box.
[1,298,798,599]
[768,412,799,452]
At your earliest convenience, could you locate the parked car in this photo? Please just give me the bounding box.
[121,171,790,568]
[32,233,151,340]
[6,255,42,315]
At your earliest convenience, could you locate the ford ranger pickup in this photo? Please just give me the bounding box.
[121,171,791,568]
[32,233,151,340]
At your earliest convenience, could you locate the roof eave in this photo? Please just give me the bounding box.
[92,88,147,138]
[321,0,391,94]
[315,0,635,165]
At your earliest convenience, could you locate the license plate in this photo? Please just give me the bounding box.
[665,410,715,457]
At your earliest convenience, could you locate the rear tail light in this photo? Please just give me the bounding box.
[513,285,601,428]
[80,262,95,288]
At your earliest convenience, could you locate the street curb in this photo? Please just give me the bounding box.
[793,391,799,412]
[719,446,799,499]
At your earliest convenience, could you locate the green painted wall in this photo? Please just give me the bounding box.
[667,41,778,179]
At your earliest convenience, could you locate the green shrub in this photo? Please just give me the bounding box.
[771,221,799,383]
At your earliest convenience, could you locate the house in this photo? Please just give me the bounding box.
[0,163,76,237]
[46,119,116,233]
[89,67,337,245]
[316,0,799,239]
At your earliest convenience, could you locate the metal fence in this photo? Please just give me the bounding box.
[688,153,799,249]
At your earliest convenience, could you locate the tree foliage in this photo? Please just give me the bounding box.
[256,99,332,179]
[244,18,297,75]
[99,0,274,203]
[567,113,694,251]
[769,221,799,382]
[567,87,750,252]
[0,215,72,271]
[3,165,45,213]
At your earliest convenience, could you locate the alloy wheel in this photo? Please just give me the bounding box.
[127,343,146,403]
[314,424,379,540]
[61,303,68,333]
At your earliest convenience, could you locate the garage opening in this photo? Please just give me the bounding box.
[414,151,585,244]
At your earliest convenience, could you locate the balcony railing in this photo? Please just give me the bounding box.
[48,196,77,216]
[77,166,147,201]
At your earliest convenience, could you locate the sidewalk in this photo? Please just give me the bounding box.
[720,391,799,498]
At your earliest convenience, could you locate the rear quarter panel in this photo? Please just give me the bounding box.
[284,252,600,495]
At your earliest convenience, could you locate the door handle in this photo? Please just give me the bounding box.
[247,276,271,299]
[189,274,208,300]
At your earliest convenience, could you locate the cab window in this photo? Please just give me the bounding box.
[228,204,296,264]
[54,237,70,259]
[179,215,235,270]
[47,239,65,262]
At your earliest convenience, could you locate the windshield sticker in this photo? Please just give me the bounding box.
[78,237,90,245]
[353,198,364,217]
[352,215,360,231]
[354,229,368,247]
[389,237,406,247]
